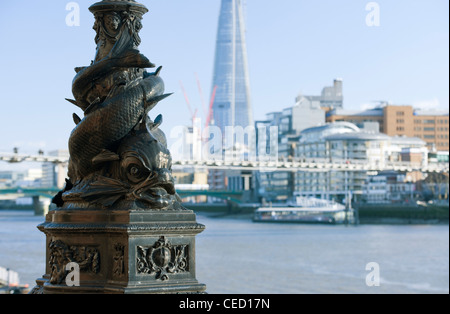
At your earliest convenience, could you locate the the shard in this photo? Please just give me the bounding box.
[210,0,253,133]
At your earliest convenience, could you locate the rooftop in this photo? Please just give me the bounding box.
[327,107,384,117]
[327,105,449,117]
[413,109,449,116]
[324,132,391,141]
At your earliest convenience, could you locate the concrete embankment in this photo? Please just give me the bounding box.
[356,204,449,225]
[186,203,449,225]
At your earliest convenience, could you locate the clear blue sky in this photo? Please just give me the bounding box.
[0,0,448,170]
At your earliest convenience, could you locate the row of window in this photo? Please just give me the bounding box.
[420,134,449,141]
[409,126,450,132]
[414,119,449,124]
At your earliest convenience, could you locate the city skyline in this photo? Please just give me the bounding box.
[0,0,448,172]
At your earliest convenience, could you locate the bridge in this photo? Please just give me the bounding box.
[0,187,245,202]
[1,151,448,215]
[173,159,449,173]
[1,152,448,173]
[0,152,67,165]
[0,187,60,199]
[0,187,59,216]
[0,186,248,216]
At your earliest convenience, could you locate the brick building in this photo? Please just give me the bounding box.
[326,104,449,151]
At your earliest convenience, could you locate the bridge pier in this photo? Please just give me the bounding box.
[32,196,49,216]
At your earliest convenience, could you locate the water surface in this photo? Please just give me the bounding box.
[0,210,448,294]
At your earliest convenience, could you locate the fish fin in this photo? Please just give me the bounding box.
[154,66,163,77]
[73,113,82,125]
[92,149,120,166]
[84,97,101,115]
[151,114,163,130]
[74,66,86,73]
[81,176,130,207]
[66,98,87,111]
[119,49,155,68]
[65,98,78,106]
[144,93,173,114]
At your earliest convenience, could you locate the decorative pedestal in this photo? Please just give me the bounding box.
[31,209,206,294]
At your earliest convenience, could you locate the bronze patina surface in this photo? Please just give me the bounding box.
[56,0,179,211]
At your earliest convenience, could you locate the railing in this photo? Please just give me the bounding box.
[172,159,448,173]
[1,152,448,173]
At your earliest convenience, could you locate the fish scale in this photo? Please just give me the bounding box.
[69,74,165,179]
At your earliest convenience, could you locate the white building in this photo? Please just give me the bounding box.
[294,122,428,203]
[365,172,416,204]
[296,78,343,110]
[41,150,69,188]
[15,168,43,187]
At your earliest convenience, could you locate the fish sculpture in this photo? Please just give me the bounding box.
[54,0,182,210]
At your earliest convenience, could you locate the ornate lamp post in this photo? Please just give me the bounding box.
[30,0,206,294]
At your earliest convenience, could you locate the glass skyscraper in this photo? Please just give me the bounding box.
[210,0,253,133]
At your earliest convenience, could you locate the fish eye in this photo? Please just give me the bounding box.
[129,165,140,176]
[121,155,150,184]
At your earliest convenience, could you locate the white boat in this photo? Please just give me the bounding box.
[253,197,355,224]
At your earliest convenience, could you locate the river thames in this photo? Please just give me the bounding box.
[0,210,448,294]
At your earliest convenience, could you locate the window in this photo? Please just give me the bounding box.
[414,119,422,124]
[396,126,405,131]
[396,111,405,116]
[424,127,435,132]
[424,120,436,124]
[414,127,422,131]
[396,119,404,124]
[423,135,435,139]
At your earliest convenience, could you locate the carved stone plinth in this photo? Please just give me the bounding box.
[31,209,206,294]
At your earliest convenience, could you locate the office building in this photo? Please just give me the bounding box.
[294,122,428,202]
[364,171,416,204]
[326,104,449,151]
[208,0,254,191]
[41,150,69,189]
[210,0,253,132]
[296,78,344,111]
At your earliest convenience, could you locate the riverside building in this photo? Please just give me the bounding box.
[256,121,429,204]
[326,104,449,152]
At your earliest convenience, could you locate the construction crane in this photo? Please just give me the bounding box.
[179,77,217,131]
[179,81,198,127]
[195,73,208,119]
[193,73,217,130]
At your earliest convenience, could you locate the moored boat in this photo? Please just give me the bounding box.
[253,197,356,224]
